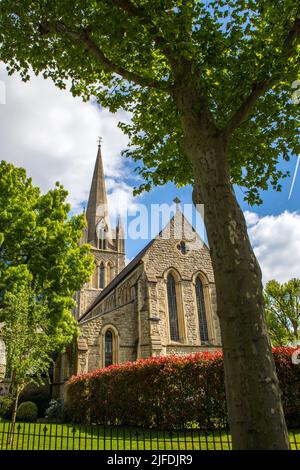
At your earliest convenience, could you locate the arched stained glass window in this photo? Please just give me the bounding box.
[105,330,113,367]
[195,277,209,342]
[99,262,105,289]
[167,273,180,341]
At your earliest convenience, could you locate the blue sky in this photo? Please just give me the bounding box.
[0,67,299,283]
[122,154,300,261]
[236,157,300,217]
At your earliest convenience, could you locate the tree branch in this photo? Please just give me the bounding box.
[40,21,171,91]
[110,0,158,28]
[109,0,177,64]
[224,17,300,136]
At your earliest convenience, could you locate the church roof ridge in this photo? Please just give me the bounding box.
[79,209,206,323]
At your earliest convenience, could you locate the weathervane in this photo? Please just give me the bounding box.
[97,136,103,147]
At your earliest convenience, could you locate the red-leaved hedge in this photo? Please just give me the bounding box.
[66,347,300,429]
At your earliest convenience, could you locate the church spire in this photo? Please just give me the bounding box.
[116,214,125,253]
[86,141,109,245]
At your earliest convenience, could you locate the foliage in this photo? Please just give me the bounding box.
[1,283,58,405]
[0,1,298,205]
[66,348,300,430]
[273,347,300,429]
[16,401,38,422]
[45,399,66,423]
[0,160,94,348]
[1,1,299,447]
[0,395,13,420]
[19,383,51,418]
[265,279,300,346]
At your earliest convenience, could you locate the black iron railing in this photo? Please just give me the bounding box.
[0,421,299,450]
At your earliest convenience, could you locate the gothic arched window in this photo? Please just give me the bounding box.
[167,273,180,341]
[99,262,105,289]
[105,330,113,367]
[107,262,113,285]
[195,277,209,342]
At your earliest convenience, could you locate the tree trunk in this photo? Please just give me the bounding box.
[291,321,298,340]
[9,390,20,446]
[176,88,289,449]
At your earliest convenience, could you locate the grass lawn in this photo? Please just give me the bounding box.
[0,421,299,450]
[0,421,231,450]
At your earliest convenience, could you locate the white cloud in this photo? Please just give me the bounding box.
[244,210,260,227]
[246,211,300,284]
[107,181,139,218]
[2,68,298,284]
[0,67,135,214]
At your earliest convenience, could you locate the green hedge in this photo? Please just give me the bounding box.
[16,401,38,422]
[66,348,300,429]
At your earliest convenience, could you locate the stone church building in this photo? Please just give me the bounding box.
[52,144,222,396]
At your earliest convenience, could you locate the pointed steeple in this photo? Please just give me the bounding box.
[86,142,109,245]
[116,214,124,237]
[115,213,126,271]
[116,214,125,253]
[79,206,88,245]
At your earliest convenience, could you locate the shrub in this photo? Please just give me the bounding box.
[19,383,51,418]
[0,396,14,420]
[273,347,300,429]
[66,351,227,429]
[16,401,38,422]
[45,399,65,423]
[66,347,300,429]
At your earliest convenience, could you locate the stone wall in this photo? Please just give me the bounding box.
[141,213,221,356]
[78,265,145,373]
[75,246,126,319]
[56,210,222,396]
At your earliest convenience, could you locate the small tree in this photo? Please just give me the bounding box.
[265,279,300,346]
[0,160,94,349]
[1,278,57,440]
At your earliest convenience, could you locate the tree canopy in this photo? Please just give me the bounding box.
[265,278,300,346]
[1,0,299,449]
[0,1,299,204]
[0,161,94,348]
